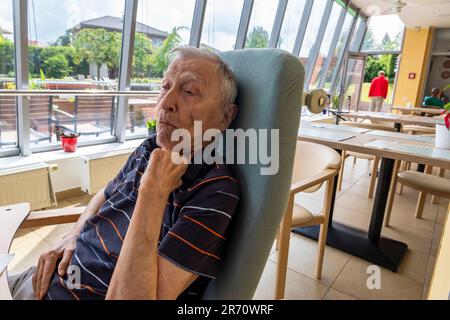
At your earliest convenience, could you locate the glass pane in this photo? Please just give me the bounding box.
[0,0,17,150]
[323,12,354,91]
[244,0,278,49]
[309,3,343,89]
[298,0,327,66]
[27,0,125,148]
[349,18,364,52]
[201,0,244,52]
[128,0,196,138]
[361,15,404,52]
[277,0,306,52]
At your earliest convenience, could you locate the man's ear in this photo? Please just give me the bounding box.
[219,104,238,132]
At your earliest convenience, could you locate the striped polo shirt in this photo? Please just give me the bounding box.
[45,135,240,300]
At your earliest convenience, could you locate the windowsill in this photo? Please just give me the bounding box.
[0,138,146,170]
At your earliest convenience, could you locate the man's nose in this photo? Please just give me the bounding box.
[159,88,177,113]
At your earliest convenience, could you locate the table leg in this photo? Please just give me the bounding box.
[417,164,425,172]
[293,157,408,272]
[394,122,402,132]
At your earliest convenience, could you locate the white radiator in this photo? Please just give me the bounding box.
[0,163,58,210]
[80,149,133,195]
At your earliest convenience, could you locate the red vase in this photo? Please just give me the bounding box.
[61,137,78,152]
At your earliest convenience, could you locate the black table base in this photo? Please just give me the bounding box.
[292,223,408,272]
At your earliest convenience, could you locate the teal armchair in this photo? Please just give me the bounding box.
[202,49,305,299]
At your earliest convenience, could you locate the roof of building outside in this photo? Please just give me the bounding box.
[71,15,168,39]
[0,26,12,35]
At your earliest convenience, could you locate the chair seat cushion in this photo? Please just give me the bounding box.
[397,171,450,195]
[292,203,324,227]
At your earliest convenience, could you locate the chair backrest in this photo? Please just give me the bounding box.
[0,96,17,132]
[75,96,115,125]
[202,49,304,299]
[291,141,341,193]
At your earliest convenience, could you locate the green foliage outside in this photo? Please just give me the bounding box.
[364,54,397,83]
[245,26,269,49]
[150,27,185,78]
[0,27,183,80]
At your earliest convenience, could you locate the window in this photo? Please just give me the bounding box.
[349,17,365,52]
[361,15,404,52]
[322,12,355,91]
[309,2,344,89]
[277,0,306,53]
[298,0,327,66]
[0,0,17,150]
[128,0,196,138]
[201,0,244,52]
[244,0,278,49]
[26,0,126,149]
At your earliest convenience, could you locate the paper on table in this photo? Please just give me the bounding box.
[0,254,14,276]
[368,130,435,144]
[300,128,355,142]
[363,140,450,161]
[309,123,371,133]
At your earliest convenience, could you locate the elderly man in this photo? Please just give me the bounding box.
[368,70,389,112]
[8,47,240,300]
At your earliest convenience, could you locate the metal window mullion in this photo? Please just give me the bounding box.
[292,0,313,56]
[303,0,334,91]
[116,0,138,143]
[189,0,207,47]
[13,0,30,156]
[356,21,368,52]
[318,6,347,89]
[269,0,288,48]
[330,12,360,94]
[235,0,254,50]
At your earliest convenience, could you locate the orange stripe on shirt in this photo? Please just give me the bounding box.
[87,220,119,259]
[79,283,106,297]
[97,213,124,242]
[183,215,225,240]
[188,176,237,192]
[59,276,80,300]
[167,231,221,260]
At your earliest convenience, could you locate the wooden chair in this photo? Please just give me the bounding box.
[275,140,341,299]
[0,95,17,147]
[384,165,450,226]
[55,95,116,137]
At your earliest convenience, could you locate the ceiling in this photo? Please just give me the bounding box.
[351,0,450,28]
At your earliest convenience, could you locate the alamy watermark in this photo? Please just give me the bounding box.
[170,121,280,176]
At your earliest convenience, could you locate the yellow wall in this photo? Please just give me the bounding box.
[428,204,450,300]
[393,27,434,107]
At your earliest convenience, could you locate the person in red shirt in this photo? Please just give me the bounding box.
[368,71,389,112]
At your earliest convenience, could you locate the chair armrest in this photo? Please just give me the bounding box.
[290,168,339,194]
[19,207,85,229]
[52,105,75,119]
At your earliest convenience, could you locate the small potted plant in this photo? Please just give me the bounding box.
[55,126,80,152]
[146,118,157,136]
[436,85,450,149]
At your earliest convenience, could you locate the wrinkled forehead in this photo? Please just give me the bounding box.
[164,58,219,84]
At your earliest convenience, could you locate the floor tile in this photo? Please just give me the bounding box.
[269,234,351,286]
[332,256,424,300]
[253,260,329,300]
[322,288,357,300]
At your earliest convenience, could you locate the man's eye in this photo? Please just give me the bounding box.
[184,90,195,96]
[162,84,170,91]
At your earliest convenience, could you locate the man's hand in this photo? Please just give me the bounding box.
[139,148,188,197]
[32,233,78,300]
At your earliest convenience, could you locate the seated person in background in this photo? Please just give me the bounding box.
[423,88,444,108]
[8,47,240,300]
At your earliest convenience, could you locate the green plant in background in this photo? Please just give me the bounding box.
[441,84,450,129]
[331,95,340,110]
[146,118,157,131]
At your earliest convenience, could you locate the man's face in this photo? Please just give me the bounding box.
[156,58,236,151]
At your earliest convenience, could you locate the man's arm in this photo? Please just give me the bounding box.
[106,149,195,300]
[32,187,106,299]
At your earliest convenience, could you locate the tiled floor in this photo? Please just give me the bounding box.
[8,157,448,300]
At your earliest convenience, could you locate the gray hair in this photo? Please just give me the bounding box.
[169,46,238,108]
[378,71,385,76]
